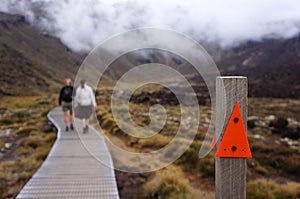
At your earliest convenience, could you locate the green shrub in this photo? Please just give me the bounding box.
[177,142,200,165]
[177,142,215,178]
[0,118,13,124]
[14,126,38,136]
[12,110,31,118]
[196,154,215,178]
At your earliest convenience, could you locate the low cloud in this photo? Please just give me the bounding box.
[1,0,300,52]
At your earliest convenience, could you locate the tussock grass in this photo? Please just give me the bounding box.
[247,179,300,199]
[144,166,192,199]
[178,141,215,178]
[0,118,14,124]
[249,137,299,180]
[13,126,38,136]
[138,134,172,148]
[0,96,39,110]
[95,88,300,199]
[0,95,57,198]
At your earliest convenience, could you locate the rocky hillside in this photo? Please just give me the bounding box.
[0,12,82,97]
[99,37,300,99]
[1,11,300,99]
[217,37,300,98]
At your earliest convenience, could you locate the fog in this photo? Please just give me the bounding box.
[1,0,300,52]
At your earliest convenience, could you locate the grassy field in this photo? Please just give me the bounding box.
[0,89,299,198]
[0,96,57,198]
[96,87,300,199]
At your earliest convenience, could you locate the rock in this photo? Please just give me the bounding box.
[5,128,12,136]
[205,117,210,124]
[287,118,300,126]
[253,134,263,140]
[4,143,12,149]
[247,159,256,167]
[280,137,299,147]
[0,129,12,137]
[265,115,275,121]
[248,116,259,121]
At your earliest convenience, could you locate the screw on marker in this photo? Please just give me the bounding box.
[231,146,237,152]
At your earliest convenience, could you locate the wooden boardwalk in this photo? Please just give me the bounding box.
[17,107,119,198]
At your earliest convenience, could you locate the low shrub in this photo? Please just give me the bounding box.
[0,118,13,124]
[138,134,172,148]
[196,153,215,178]
[13,127,37,137]
[247,179,300,199]
[144,166,192,199]
[12,110,31,118]
[0,106,7,114]
[177,142,215,178]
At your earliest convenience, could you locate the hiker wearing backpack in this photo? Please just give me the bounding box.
[59,78,74,132]
[75,79,96,134]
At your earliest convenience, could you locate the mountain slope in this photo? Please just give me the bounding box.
[217,37,300,98]
[0,12,82,97]
[1,11,299,99]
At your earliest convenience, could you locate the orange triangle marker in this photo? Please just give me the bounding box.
[216,102,252,158]
[211,133,216,148]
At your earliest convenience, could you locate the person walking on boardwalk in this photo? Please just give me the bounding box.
[59,78,74,132]
[75,79,97,134]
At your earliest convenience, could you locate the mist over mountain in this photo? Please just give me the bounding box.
[1,0,300,52]
[0,1,300,99]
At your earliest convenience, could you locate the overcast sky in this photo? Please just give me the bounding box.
[1,0,300,52]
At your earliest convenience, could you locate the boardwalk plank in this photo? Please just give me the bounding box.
[17,107,119,199]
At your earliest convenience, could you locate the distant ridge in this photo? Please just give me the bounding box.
[217,37,300,98]
[1,11,299,98]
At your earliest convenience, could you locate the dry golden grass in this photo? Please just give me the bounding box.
[138,134,172,148]
[144,165,192,199]
[247,179,300,199]
[0,95,57,198]
[95,88,300,199]
[144,165,213,199]
[0,96,41,110]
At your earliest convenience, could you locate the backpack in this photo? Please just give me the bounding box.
[62,86,73,102]
[79,87,92,106]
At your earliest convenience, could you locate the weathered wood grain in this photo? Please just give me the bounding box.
[215,76,248,199]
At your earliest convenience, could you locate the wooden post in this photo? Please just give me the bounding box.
[215,76,248,199]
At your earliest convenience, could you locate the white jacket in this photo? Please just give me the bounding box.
[75,85,96,107]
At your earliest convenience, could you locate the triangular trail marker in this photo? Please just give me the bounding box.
[216,102,252,158]
[211,133,216,148]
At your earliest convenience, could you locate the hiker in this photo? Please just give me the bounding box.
[59,78,74,131]
[75,79,96,134]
